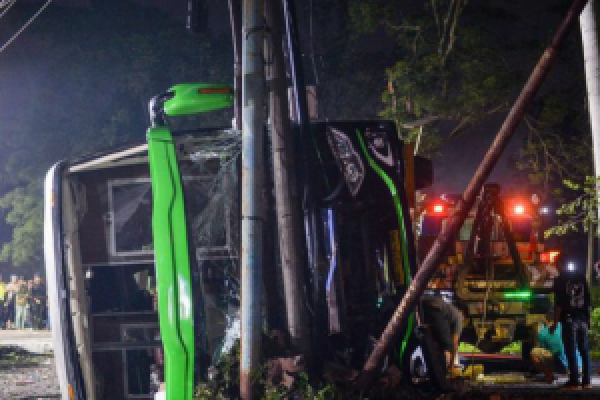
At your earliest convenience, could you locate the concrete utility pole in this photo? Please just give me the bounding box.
[358,0,589,388]
[240,0,266,398]
[580,0,600,283]
[228,0,243,130]
[264,0,310,355]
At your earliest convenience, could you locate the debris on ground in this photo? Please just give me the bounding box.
[0,345,59,398]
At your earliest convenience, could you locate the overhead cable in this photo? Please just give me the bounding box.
[0,0,52,54]
[0,0,17,20]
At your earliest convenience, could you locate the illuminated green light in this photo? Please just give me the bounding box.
[503,290,532,299]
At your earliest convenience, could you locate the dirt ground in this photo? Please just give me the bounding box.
[0,346,60,399]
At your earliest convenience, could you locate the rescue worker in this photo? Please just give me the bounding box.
[531,310,581,383]
[550,258,592,390]
[421,295,468,372]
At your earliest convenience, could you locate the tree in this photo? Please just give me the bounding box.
[0,185,43,266]
[349,0,515,156]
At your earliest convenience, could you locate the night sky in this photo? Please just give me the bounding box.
[0,0,592,269]
[0,0,587,194]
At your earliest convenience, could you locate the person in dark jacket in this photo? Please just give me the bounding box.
[550,258,592,390]
[30,274,46,330]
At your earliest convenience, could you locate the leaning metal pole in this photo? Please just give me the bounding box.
[240,0,266,398]
[359,0,589,388]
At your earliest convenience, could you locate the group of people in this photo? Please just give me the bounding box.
[422,254,593,390]
[0,274,47,330]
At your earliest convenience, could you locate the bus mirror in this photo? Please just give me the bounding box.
[163,83,234,116]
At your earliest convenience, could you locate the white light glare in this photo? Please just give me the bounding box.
[567,261,576,272]
[540,206,551,215]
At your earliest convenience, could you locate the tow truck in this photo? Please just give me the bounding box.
[419,183,559,356]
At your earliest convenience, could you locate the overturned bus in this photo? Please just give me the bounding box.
[44,84,436,399]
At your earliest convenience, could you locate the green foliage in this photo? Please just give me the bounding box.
[350,0,515,156]
[517,110,592,203]
[543,176,598,239]
[515,89,594,240]
[194,339,339,400]
[194,340,240,399]
[0,185,43,266]
[264,373,337,400]
[589,307,600,354]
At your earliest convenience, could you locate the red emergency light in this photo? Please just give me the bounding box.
[540,250,560,263]
[432,203,445,214]
[513,203,526,215]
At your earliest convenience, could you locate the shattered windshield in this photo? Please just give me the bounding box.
[175,130,242,371]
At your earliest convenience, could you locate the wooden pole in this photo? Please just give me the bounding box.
[265,0,311,354]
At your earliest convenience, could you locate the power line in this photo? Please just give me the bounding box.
[0,0,52,54]
[0,0,18,20]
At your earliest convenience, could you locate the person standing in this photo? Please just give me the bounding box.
[14,279,29,330]
[25,280,34,329]
[5,275,18,329]
[30,274,46,330]
[0,275,6,329]
[551,259,592,390]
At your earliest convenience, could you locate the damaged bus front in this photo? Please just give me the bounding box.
[44,84,240,400]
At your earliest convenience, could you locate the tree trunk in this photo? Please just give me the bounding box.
[264,0,311,355]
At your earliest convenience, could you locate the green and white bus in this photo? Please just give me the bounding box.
[45,84,436,399]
